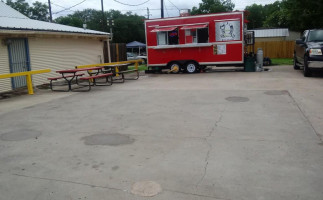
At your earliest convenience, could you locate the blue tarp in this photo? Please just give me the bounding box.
[126,41,146,48]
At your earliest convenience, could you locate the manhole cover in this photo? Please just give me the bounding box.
[225,96,249,102]
[264,90,288,95]
[81,133,135,146]
[131,181,162,197]
[0,129,41,141]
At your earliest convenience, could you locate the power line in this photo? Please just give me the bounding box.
[119,7,178,12]
[113,0,151,6]
[51,2,66,9]
[167,0,179,11]
[53,0,87,14]
[164,0,169,17]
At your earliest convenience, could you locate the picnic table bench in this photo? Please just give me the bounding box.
[103,64,139,83]
[79,72,113,91]
[48,66,113,91]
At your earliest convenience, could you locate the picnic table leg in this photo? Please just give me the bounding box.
[63,73,76,91]
[115,66,120,77]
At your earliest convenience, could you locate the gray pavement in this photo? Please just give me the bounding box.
[0,65,323,200]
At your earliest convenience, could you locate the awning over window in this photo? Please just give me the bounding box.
[151,27,177,32]
[181,24,208,30]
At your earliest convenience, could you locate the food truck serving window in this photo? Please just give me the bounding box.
[181,24,209,44]
[152,27,179,45]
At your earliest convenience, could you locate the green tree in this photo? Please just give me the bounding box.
[5,0,30,17]
[191,0,235,15]
[283,0,323,31]
[54,9,145,43]
[29,1,49,21]
[245,4,265,29]
[244,0,323,31]
[5,0,49,21]
[55,16,83,28]
[263,1,288,28]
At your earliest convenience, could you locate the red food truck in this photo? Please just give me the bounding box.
[145,11,253,73]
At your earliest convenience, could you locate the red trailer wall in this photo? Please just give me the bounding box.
[145,12,244,66]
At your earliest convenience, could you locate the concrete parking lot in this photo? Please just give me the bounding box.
[0,65,323,200]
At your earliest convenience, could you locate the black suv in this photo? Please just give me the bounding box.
[294,29,323,77]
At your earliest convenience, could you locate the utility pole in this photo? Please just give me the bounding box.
[108,17,114,40]
[101,0,106,31]
[146,7,150,19]
[161,0,164,18]
[48,0,52,22]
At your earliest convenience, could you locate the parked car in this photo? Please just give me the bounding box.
[127,52,137,61]
[136,55,147,64]
[127,52,147,64]
[294,29,323,77]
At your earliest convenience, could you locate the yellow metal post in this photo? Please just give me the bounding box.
[135,61,139,71]
[26,74,34,95]
[115,65,119,77]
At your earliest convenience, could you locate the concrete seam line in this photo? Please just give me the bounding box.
[12,173,126,192]
[164,188,231,200]
[287,91,322,142]
[196,108,225,187]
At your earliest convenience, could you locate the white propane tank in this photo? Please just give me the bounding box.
[256,48,263,71]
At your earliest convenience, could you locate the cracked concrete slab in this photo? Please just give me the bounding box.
[0,66,323,200]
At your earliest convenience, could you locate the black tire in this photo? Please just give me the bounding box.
[293,54,300,70]
[303,56,312,77]
[169,62,181,73]
[185,62,199,73]
[140,58,147,64]
[263,57,272,66]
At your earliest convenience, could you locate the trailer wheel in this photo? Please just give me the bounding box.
[169,62,181,73]
[185,62,199,73]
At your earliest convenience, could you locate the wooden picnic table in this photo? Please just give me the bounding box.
[52,66,106,91]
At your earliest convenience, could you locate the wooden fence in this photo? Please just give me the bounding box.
[110,43,127,62]
[247,41,295,58]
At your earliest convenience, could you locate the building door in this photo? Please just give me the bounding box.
[8,38,31,89]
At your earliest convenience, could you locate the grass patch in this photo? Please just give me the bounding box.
[271,58,293,65]
[128,64,148,71]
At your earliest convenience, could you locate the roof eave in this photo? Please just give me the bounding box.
[0,28,110,39]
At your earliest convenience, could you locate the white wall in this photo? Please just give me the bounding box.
[29,37,104,87]
[0,36,104,93]
[0,36,12,92]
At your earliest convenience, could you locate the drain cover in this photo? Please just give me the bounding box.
[131,181,162,197]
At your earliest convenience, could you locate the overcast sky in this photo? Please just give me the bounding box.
[25,0,277,19]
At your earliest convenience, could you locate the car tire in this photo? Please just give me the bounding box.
[169,62,181,73]
[293,54,300,70]
[303,55,312,77]
[185,62,199,73]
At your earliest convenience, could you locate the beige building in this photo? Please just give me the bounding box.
[0,2,110,93]
[250,28,301,42]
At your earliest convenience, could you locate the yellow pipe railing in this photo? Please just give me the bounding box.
[0,69,51,95]
[76,60,141,78]
[76,60,141,71]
